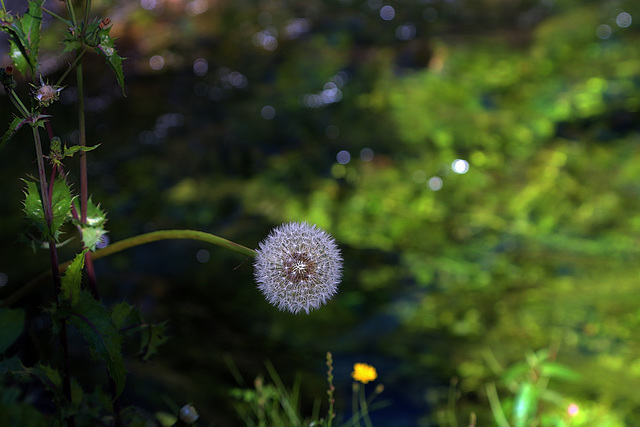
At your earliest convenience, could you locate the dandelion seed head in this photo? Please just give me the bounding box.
[254,222,343,314]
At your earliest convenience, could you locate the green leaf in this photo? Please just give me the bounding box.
[0,308,25,355]
[28,363,62,391]
[111,301,136,331]
[540,363,581,382]
[73,196,108,228]
[501,360,531,386]
[68,291,126,396]
[1,116,28,151]
[139,321,170,362]
[60,250,87,306]
[23,1,43,65]
[80,226,108,251]
[73,197,108,250]
[23,177,74,241]
[512,382,538,427]
[63,142,100,158]
[95,26,126,95]
[0,1,44,76]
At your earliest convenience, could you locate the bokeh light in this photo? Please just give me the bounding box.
[396,23,416,41]
[616,12,632,28]
[196,249,210,263]
[96,234,110,249]
[568,403,579,417]
[360,148,374,162]
[452,159,469,174]
[261,105,276,120]
[380,5,395,21]
[596,24,612,40]
[193,58,208,76]
[140,0,156,10]
[185,0,208,16]
[337,150,351,164]
[428,176,443,191]
[149,55,165,70]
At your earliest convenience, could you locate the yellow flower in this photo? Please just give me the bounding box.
[351,363,377,384]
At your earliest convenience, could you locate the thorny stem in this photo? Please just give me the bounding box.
[75,31,114,423]
[32,126,76,427]
[76,56,100,300]
[31,128,52,238]
[1,230,257,308]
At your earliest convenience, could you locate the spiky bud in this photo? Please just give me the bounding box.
[32,77,63,107]
[254,222,343,314]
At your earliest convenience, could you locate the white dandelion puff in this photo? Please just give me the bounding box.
[254,222,343,314]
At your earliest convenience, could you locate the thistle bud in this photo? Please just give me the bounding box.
[32,78,63,107]
[179,404,199,424]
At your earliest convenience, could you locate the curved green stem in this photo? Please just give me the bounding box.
[0,230,257,308]
[94,229,257,260]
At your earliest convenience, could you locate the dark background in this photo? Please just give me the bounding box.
[2,0,640,425]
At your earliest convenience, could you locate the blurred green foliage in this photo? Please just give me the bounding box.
[2,0,640,425]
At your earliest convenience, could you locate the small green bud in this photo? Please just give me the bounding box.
[50,137,62,154]
[1,66,16,90]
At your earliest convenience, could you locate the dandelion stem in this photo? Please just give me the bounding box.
[93,229,258,260]
[1,230,256,308]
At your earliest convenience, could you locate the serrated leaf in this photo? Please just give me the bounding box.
[95,26,126,95]
[23,177,73,241]
[24,363,84,417]
[0,308,25,354]
[68,291,125,397]
[139,321,169,362]
[61,31,82,54]
[111,301,136,331]
[1,0,44,76]
[28,363,62,391]
[60,250,87,306]
[1,116,28,151]
[73,197,108,250]
[74,196,108,227]
[23,1,43,64]
[49,177,73,237]
[63,142,100,157]
[81,226,107,251]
